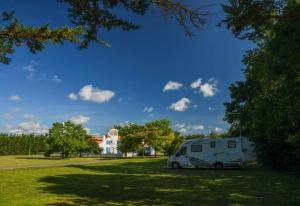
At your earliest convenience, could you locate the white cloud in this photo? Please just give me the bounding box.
[68,93,78,101]
[23,114,38,121]
[23,61,36,79]
[175,123,205,134]
[78,85,115,103]
[214,127,223,133]
[3,113,14,120]
[143,107,154,113]
[70,115,90,125]
[163,81,183,92]
[53,75,62,83]
[208,107,215,111]
[84,127,91,134]
[192,125,205,130]
[191,78,202,89]
[191,78,218,97]
[4,121,48,134]
[9,95,21,101]
[169,98,190,112]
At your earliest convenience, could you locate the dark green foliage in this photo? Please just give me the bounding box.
[0,133,48,155]
[0,0,207,64]
[163,131,184,156]
[223,1,300,171]
[117,119,176,156]
[46,121,99,158]
[0,11,82,64]
[61,0,208,48]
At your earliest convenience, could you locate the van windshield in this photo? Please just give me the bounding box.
[176,147,187,156]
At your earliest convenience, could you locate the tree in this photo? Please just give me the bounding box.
[45,121,93,158]
[116,123,145,155]
[1,0,208,64]
[223,1,300,171]
[145,119,174,157]
[163,131,184,156]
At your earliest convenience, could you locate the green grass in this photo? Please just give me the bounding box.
[0,156,300,206]
[0,155,104,169]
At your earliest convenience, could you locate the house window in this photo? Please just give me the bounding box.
[191,145,202,152]
[210,141,216,148]
[106,140,111,145]
[106,147,111,153]
[228,140,236,149]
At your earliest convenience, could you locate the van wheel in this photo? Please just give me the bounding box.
[214,162,223,169]
[171,162,181,169]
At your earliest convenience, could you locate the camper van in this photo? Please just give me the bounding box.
[167,137,255,169]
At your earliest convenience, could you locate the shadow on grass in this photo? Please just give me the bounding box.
[39,159,300,206]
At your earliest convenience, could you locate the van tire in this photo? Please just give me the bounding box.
[214,162,223,169]
[171,162,181,169]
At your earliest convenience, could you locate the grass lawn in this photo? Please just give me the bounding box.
[0,155,104,169]
[0,156,300,206]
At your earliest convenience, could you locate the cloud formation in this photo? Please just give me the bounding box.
[191,78,218,97]
[175,123,205,134]
[68,93,78,100]
[9,95,21,101]
[4,121,48,134]
[143,107,154,113]
[214,127,223,133]
[69,85,115,103]
[169,98,190,112]
[163,81,183,92]
[23,61,36,79]
[52,75,62,83]
[23,114,38,121]
[70,115,90,125]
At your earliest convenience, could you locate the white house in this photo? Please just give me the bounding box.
[98,128,121,155]
[92,128,155,156]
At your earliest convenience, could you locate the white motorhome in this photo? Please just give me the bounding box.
[167,137,255,169]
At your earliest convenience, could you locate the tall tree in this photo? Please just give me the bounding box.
[145,119,174,157]
[223,1,300,171]
[46,121,96,158]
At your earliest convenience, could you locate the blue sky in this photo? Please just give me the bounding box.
[0,0,253,135]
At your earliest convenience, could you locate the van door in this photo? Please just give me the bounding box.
[174,146,189,167]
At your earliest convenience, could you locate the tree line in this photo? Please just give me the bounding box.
[0,119,227,158]
[0,121,100,158]
[222,1,300,171]
[0,133,47,155]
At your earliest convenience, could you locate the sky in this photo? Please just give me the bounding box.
[0,0,253,135]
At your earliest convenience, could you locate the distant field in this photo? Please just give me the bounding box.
[0,155,105,169]
[0,156,300,205]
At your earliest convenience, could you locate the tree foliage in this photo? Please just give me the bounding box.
[1,0,208,64]
[223,1,300,171]
[0,133,47,155]
[116,119,176,156]
[46,121,100,158]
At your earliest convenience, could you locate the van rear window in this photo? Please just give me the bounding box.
[191,145,202,152]
[228,140,236,149]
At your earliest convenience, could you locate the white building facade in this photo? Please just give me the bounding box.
[99,128,121,155]
[95,128,155,156]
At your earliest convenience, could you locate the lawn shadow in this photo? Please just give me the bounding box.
[38,159,300,206]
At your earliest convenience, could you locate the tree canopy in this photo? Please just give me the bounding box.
[46,121,100,158]
[223,0,300,171]
[0,0,208,64]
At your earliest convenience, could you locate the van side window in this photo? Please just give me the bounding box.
[210,141,216,148]
[191,145,202,152]
[177,147,187,156]
[228,140,236,149]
